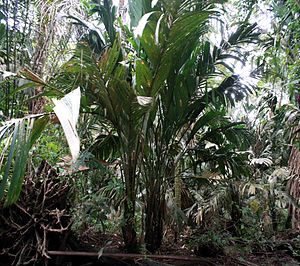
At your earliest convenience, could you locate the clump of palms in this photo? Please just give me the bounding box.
[0,0,261,253]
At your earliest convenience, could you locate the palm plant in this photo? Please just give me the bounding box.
[56,38,148,251]
[133,0,259,251]
[51,0,145,251]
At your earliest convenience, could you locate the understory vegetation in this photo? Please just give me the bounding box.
[1,0,300,265]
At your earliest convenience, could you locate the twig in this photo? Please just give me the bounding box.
[15,203,34,219]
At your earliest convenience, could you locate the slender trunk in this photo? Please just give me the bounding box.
[174,163,182,209]
[145,179,165,252]
[174,162,182,243]
[122,198,137,252]
[140,188,145,245]
[4,0,10,117]
[121,158,138,252]
[286,127,300,229]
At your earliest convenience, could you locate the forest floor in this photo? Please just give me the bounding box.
[1,171,299,265]
[51,229,300,266]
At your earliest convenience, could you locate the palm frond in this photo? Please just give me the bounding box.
[0,114,49,206]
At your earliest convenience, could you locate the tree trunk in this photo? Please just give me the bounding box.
[144,181,165,253]
[286,134,300,229]
[174,162,182,209]
[30,2,55,114]
[173,162,182,243]
[121,159,138,252]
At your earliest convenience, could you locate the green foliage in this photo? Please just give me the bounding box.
[261,0,300,100]
[70,166,124,235]
[0,115,49,206]
[31,123,68,166]
[128,0,152,28]
[91,0,117,43]
[71,192,111,233]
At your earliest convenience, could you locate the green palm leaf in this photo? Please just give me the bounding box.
[0,114,48,206]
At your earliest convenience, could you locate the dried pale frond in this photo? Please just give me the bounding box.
[250,157,273,167]
[19,68,45,84]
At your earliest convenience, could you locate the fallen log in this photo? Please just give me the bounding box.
[48,250,215,263]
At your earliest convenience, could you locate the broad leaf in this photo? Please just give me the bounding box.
[53,88,81,162]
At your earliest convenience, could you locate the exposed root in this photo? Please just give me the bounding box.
[0,160,71,265]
